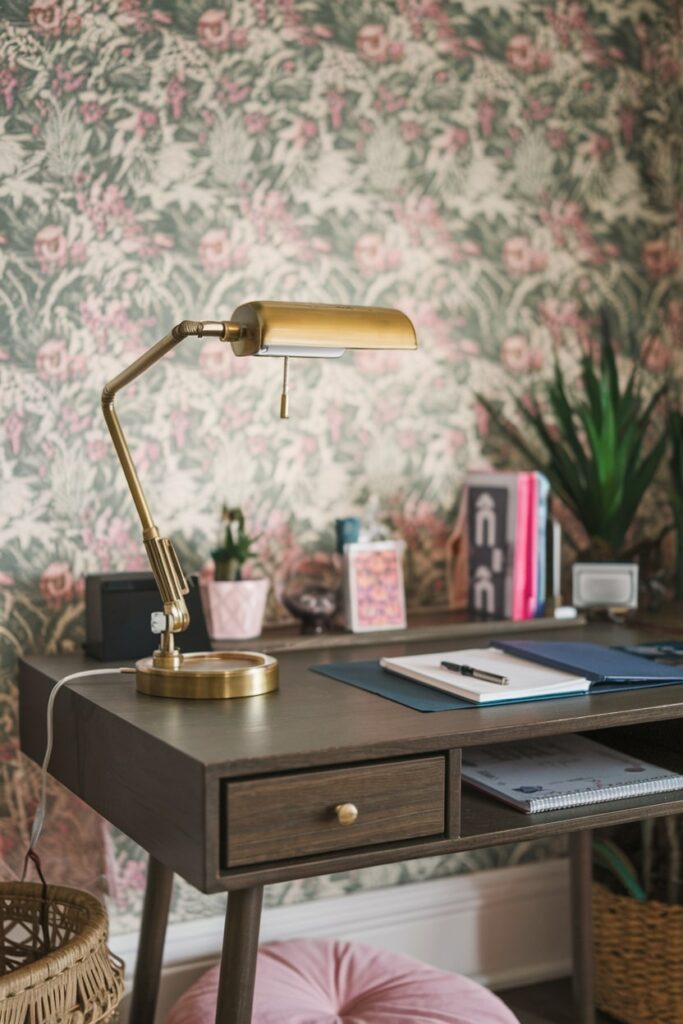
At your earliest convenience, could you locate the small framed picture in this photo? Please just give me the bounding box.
[344,541,407,633]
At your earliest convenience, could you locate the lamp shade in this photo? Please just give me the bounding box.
[228,301,417,358]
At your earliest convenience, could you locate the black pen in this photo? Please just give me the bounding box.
[440,661,509,686]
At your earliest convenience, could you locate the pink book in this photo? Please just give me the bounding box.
[525,472,539,619]
[511,472,533,621]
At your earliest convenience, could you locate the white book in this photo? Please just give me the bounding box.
[379,647,590,705]
[462,735,683,814]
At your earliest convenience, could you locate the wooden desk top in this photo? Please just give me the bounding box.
[19,621,683,777]
[19,620,683,892]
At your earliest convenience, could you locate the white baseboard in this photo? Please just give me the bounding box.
[113,858,571,1023]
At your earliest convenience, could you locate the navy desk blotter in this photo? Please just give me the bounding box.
[312,660,683,713]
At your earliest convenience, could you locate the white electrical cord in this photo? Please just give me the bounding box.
[28,668,129,851]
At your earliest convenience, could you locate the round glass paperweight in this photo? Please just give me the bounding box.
[280,554,341,635]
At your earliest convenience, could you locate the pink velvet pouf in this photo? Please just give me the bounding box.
[166,939,520,1024]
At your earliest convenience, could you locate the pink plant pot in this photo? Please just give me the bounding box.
[200,578,269,640]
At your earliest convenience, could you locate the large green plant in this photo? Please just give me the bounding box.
[478,336,667,556]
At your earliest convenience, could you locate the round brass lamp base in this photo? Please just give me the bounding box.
[136,651,279,699]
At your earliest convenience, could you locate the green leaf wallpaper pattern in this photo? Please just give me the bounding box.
[0,0,680,929]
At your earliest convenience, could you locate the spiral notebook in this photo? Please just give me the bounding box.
[461,734,683,814]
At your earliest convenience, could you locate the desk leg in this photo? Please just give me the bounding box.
[129,855,173,1024]
[215,886,264,1024]
[569,830,595,1024]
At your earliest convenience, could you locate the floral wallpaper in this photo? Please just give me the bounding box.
[0,0,680,933]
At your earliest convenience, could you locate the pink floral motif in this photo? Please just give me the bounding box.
[478,98,495,137]
[254,509,306,596]
[4,412,24,455]
[244,110,269,133]
[619,106,635,145]
[51,64,86,96]
[546,4,610,66]
[434,125,470,153]
[0,67,18,110]
[540,200,604,263]
[40,562,74,609]
[28,0,62,36]
[167,78,187,120]
[217,75,251,104]
[80,298,154,353]
[642,336,671,372]
[79,100,105,124]
[170,409,190,450]
[666,298,683,343]
[36,339,69,380]
[33,225,68,273]
[239,190,315,260]
[69,239,88,263]
[61,407,91,434]
[354,233,401,273]
[198,340,233,379]
[77,182,165,256]
[539,298,592,349]
[424,4,468,59]
[642,239,679,279]
[126,109,158,139]
[502,236,547,276]
[197,9,232,51]
[356,24,403,63]
[400,119,422,141]
[85,434,109,462]
[501,335,532,372]
[546,127,568,148]
[64,10,81,33]
[282,117,318,148]
[83,516,147,573]
[327,89,346,130]
[506,34,551,72]
[199,228,237,273]
[393,195,463,262]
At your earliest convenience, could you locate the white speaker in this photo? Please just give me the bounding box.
[571,562,639,610]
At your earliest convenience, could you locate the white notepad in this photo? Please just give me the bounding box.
[462,735,683,813]
[379,647,590,704]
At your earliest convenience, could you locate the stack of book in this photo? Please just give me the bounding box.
[466,470,550,620]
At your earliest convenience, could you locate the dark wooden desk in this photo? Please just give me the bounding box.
[19,621,683,1024]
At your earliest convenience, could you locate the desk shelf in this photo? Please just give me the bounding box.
[458,718,683,848]
[460,786,683,849]
[217,606,587,655]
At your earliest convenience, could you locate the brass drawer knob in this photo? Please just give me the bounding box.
[335,802,359,826]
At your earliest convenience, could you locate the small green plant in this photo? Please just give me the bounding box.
[478,325,668,557]
[211,505,258,581]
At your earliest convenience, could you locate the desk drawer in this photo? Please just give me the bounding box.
[224,755,445,867]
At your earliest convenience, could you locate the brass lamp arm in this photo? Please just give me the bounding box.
[101,319,241,633]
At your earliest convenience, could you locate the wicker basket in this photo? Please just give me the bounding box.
[593,880,683,1024]
[0,881,124,1024]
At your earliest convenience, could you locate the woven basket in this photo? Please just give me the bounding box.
[0,882,124,1024]
[593,880,683,1024]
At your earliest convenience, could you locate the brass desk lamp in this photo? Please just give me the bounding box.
[102,301,417,699]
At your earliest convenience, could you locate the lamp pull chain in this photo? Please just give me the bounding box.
[280,356,290,419]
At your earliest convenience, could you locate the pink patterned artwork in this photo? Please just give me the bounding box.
[344,542,407,633]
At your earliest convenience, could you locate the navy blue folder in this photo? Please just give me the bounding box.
[312,658,683,713]
[492,640,683,684]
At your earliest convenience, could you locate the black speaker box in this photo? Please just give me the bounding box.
[85,572,210,661]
